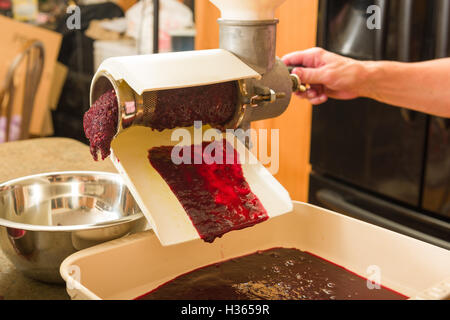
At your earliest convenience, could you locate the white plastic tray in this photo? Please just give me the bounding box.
[60,201,450,300]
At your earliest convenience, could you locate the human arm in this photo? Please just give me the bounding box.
[282,47,450,118]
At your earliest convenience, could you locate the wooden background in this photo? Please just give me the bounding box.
[194,0,319,202]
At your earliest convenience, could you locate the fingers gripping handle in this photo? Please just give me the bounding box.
[286,65,303,73]
[287,65,310,93]
[290,73,310,93]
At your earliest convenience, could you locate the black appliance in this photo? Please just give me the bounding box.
[310,0,450,249]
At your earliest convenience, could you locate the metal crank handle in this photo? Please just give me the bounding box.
[287,65,311,93]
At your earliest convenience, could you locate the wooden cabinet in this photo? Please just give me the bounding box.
[195,0,318,202]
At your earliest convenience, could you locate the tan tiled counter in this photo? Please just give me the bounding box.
[0,138,116,300]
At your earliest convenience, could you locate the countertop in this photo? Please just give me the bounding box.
[0,138,116,300]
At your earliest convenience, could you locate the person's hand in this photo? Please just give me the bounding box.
[282,47,368,105]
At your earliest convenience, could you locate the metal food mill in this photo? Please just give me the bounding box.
[89,0,307,136]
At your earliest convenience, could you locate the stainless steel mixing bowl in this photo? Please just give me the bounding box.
[0,171,147,284]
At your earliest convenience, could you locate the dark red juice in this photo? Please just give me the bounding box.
[136,248,408,300]
[148,140,268,242]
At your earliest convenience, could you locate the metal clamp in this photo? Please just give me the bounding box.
[250,89,286,105]
[290,73,310,93]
